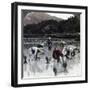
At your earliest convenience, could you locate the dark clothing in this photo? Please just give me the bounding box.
[53,67,57,76]
[31,48,35,54]
[63,62,67,69]
[47,39,52,50]
[52,49,63,63]
[65,49,70,59]
[53,49,63,60]
[24,56,27,64]
[47,39,52,45]
[45,57,50,64]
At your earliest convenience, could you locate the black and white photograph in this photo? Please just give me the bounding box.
[11,2,88,87]
[22,11,81,79]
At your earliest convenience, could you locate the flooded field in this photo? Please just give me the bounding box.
[22,38,81,79]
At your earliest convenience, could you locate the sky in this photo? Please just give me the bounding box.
[47,13,74,20]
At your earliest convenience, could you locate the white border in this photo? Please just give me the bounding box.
[18,5,86,84]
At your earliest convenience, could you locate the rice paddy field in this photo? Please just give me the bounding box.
[22,38,81,79]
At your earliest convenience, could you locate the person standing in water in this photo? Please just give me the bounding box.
[46,37,52,50]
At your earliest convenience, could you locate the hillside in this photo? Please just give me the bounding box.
[23,16,80,39]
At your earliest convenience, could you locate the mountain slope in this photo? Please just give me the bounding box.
[23,12,62,26]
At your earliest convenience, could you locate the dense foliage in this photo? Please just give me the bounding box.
[23,16,80,38]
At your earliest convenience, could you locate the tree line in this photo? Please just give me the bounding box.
[23,16,80,38]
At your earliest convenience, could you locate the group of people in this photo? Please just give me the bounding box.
[23,37,79,76]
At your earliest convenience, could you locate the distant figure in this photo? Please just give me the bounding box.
[46,37,52,50]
